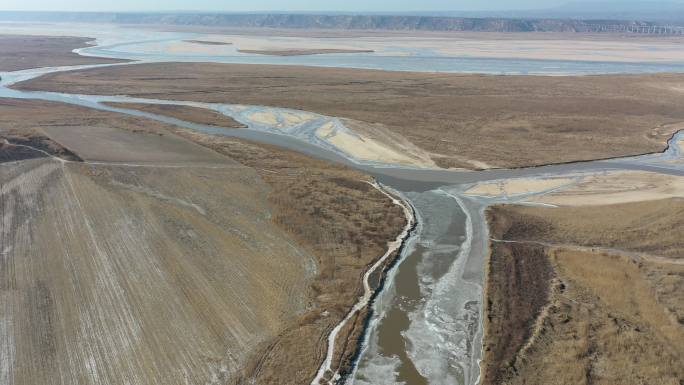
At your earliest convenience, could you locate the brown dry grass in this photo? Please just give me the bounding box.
[512,249,684,385]
[0,98,172,137]
[170,127,406,384]
[0,34,123,71]
[104,102,247,128]
[481,240,554,384]
[483,201,684,385]
[491,198,684,258]
[0,98,406,385]
[16,62,684,168]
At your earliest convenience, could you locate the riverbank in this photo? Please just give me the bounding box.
[103,102,247,128]
[0,34,124,71]
[238,48,375,56]
[312,182,417,384]
[16,61,684,169]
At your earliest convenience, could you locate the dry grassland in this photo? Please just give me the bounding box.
[493,198,684,258]
[0,35,123,71]
[483,202,684,385]
[16,62,684,168]
[104,102,247,128]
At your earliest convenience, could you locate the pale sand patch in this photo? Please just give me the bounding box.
[164,35,237,54]
[465,177,575,197]
[431,153,494,170]
[230,35,368,53]
[340,119,437,168]
[246,110,316,129]
[163,34,370,56]
[230,105,249,112]
[316,121,432,167]
[248,111,279,126]
[424,38,684,63]
[281,111,317,126]
[186,35,233,44]
[167,33,684,63]
[534,170,684,206]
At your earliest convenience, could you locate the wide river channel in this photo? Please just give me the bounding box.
[2,23,684,385]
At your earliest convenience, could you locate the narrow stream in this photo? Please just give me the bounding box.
[1,24,683,385]
[353,191,477,385]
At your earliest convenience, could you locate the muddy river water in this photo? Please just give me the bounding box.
[1,23,684,385]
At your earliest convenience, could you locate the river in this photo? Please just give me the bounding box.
[1,22,683,385]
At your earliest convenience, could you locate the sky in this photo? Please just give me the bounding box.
[0,0,676,12]
[0,0,607,12]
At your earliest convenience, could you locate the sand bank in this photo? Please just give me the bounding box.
[159,32,684,63]
[316,121,435,168]
[465,177,575,198]
[533,170,684,206]
[239,48,374,56]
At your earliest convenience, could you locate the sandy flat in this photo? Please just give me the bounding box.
[238,48,374,56]
[216,34,372,55]
[316,121,432,167]
[533,170,684,206]
[337,119,437,168]
[159,32,684,63]
[466,177,575,197]
[184,39,232,45]
[165,40,237,54]
[280,110,317,125]
[420,38,684,63]
[245,109,318,127]
[247,111,280,126]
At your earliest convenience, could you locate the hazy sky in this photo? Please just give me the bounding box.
[0,0,675,12]
[0,0,612,12]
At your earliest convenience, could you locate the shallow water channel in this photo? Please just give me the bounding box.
[1,26,684,385]
[353,191,479,385]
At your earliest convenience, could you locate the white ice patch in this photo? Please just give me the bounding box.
[352,354,404,385]
[403,191,481,385]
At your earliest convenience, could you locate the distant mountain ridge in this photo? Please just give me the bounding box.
[1,11,683,33]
